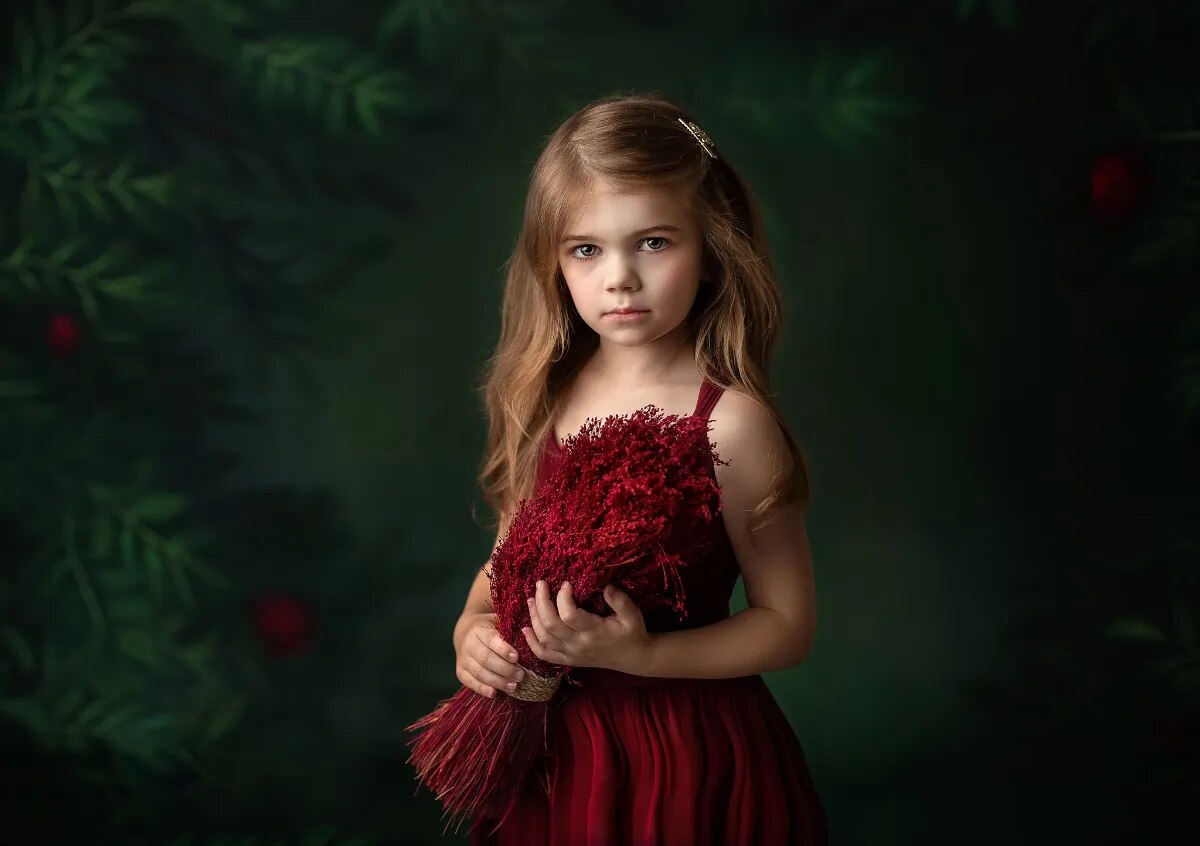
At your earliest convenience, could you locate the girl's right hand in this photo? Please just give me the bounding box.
[455,612,525,699]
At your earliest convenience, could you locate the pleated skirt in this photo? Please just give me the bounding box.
[468,668,827,846]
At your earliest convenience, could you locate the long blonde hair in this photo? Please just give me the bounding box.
[474,91,810,536]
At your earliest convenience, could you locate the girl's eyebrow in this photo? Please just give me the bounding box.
[559,224,681,244]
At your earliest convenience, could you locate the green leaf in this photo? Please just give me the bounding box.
[144,543,164,600]
[185,556,232,591]
[956,0,980,20]
[379,0,473,67]
[42,117,77,157]
[130,493,188,523]
[89,513,114,559]
[1104,617,1169,642]
[300,828,338,846]
[96,273,149,299]
[203,694,247,742]
[53,687,86,720]
[2,628,36,671]
[115,628,162,667]
[985,0,1016,31]
[240,35,419,136]
[93,26,141,57]
[719,48,904,149]
[49,239,81,264]
[0,126,42,159]
[169,560,194,606]
[12,13,37,78]
[106,597,153,623]
[38,554,71,598]
[32,1,57,49]
[354,91,380,136]
[94,564,140,594]
[122,0,186,19]
[77,276,99,319]
[119,523,137,569]
[81,183,107,218]
[64,0,85,33]
[0,379,42,399]
[0,698,50,734]
[63,66,106,104]
[75,698,111,731]
[327,92,346,133]
[1126,190,1200,271]
[93,702,137,736]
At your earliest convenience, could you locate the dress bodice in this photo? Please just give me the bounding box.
[534,378,740,634]
[470,381,828,845]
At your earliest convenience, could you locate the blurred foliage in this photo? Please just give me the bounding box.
[716,48,908,149]
[956,0,1200,840]
[0,0,486,841]
[0,0,932,843]
[955,0,1017,32]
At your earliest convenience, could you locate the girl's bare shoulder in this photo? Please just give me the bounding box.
[706,387,792,488]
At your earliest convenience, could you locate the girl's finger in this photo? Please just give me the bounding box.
[528,596,569,652]
[488,632,518,663]
[476,643,523,682]
[458,664,495,698]
[533,580,570,640]
[467,655,521,693]
[555,581,595,634]
[524,627,570,666]
[522,627,545,660]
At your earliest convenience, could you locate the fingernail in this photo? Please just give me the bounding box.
[508,652,517,661]
[562,581,569,591]
[506,681,516,691]
[515,669,525,682]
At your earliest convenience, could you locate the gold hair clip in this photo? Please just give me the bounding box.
[678,117,717,159]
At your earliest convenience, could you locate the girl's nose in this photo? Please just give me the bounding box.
[605,265,641,292]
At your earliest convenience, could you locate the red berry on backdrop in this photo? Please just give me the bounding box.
[46,312,80,356]
[1089,149,1145,224]
[250,591,314,658]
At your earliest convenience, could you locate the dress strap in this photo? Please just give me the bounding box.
[692,378,725,421]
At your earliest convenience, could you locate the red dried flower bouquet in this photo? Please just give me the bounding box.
[406,405,725,832]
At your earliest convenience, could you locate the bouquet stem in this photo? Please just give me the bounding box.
[406,667,563,833]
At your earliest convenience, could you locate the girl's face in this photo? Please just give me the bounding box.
[558,181,703,349]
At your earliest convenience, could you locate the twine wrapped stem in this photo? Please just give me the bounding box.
[507,666,562,702]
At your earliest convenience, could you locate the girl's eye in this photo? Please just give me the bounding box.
[568,237,671,262]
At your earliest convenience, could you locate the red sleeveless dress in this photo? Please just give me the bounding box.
[470,379,827,846]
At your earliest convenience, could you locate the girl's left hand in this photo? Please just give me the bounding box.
[523,580,651,674]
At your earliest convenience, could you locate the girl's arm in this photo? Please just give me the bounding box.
[452,510,510,652]
[629,394,817,679]
[628,391,816,681]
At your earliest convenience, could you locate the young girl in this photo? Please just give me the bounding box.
[451,92,827,845]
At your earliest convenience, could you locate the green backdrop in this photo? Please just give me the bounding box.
[2,1,1197,844]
